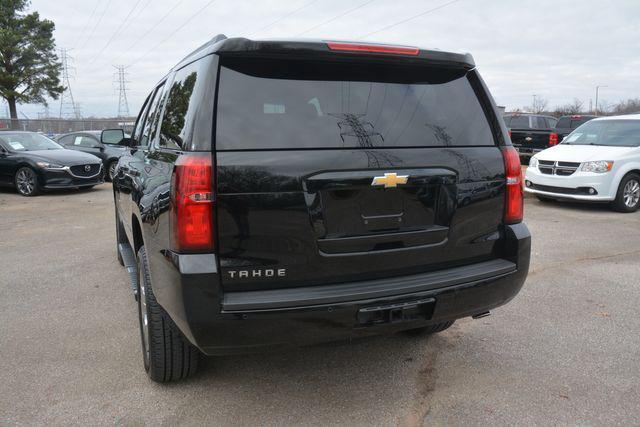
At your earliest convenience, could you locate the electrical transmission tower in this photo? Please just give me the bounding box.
[113,65,130,118]
[58,48,81,119]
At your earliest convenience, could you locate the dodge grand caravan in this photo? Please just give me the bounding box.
[112,35,531,382]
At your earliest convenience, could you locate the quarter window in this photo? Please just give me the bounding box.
[160,57,211,150]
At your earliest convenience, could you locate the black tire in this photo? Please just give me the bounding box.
[402,320,455,336]
[14,166,40,196]
[535,195,556,203]
[612,173,640,213]
[137,246,200,382]
[115,207,126,266]
[106,160,118,182]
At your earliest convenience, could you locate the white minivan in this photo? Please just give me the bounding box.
[524,114,640,212]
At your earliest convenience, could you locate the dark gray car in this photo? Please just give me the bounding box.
[56,131,127,181]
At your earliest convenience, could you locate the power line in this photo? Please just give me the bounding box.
[128,0,218,68]
[89,0,146,64]
[73,0,102,49]
[111,0,186,65]
[249,0,319,36]
[296,0,377,37]
[79,0,112,50]
[358,0,462,39]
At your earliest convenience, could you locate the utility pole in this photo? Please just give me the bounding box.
[532,94,537,113]
[58,48,81,119]
[113,65,130,118]
[595,85,607,116]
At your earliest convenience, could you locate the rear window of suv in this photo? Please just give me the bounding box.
[216,58,495,150]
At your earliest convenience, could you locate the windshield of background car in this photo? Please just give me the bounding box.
[0,133,62,151]
[216,58,495,150]
[503,115,529,128]
[562,120,640,147]
[557,117,593,129]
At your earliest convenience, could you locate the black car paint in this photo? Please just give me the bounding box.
[0,134,103,190]
[56,131,127,173]
[114,37,530,355]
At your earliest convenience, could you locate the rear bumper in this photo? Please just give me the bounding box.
[158,223,530,356]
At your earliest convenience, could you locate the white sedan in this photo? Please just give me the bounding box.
[524,114,640,212]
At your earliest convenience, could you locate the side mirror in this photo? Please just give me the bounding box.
[101,128,125,144]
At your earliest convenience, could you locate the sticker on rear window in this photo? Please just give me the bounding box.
[264,103,285,114]
[565,133,581,142]
[9,141,25,150]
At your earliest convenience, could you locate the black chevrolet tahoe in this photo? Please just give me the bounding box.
[112,35,531,382]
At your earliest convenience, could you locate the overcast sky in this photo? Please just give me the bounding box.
[8,0,640,118]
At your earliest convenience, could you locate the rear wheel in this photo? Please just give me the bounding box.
[612,174,640,213]
[137,246,200,382]
[402,320,455,336]
[15,167,40,196]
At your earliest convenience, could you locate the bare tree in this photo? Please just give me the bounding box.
[526,96,548,114]
[553,98,584,116]
[612,98,640,115]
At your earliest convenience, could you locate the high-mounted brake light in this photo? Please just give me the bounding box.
[170,153,214,253]
[501,146,523,224]
[326,42,419,56]
[549,132,558,146]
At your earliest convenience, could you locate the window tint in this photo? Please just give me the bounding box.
[546,117,558,128]
[505,115,530,128]
[217,59,495,150]
[556,117,570,128]
[133,95,152,145]
[57,135,74,146]
[160,57,213,150]
[139,83,165,147]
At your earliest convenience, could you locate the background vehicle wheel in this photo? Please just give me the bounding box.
[612,173,640,213]
[106,160,118,182]
[402,320,455,336]
[137,246,200,382]
[535,195,556,203]
[14,167,40,196]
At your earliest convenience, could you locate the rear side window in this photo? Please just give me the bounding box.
[503,115,529,129]
[216,58,495,150]
[159,55,216,151]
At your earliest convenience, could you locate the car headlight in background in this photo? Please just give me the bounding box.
[36,161,65,169]
[529,157,538,168]
[581,161,614,173]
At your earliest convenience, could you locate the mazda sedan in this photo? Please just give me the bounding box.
[0,131,103,196]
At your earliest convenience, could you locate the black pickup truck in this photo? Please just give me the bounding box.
[111,36,531,382]
[503,113,558,161]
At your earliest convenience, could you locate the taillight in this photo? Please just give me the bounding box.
[501,146,523,224]
[170,153,214,253]
[549,132,558,146]
[326,42,419,56]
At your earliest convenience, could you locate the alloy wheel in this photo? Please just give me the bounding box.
[16,169,36,195]
[623,179,640,208]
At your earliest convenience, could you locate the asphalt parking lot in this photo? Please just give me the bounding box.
[1,183,639,425]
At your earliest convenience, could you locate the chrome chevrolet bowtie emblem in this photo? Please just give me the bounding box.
[371,172,409,188]
[84,165,91,172]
